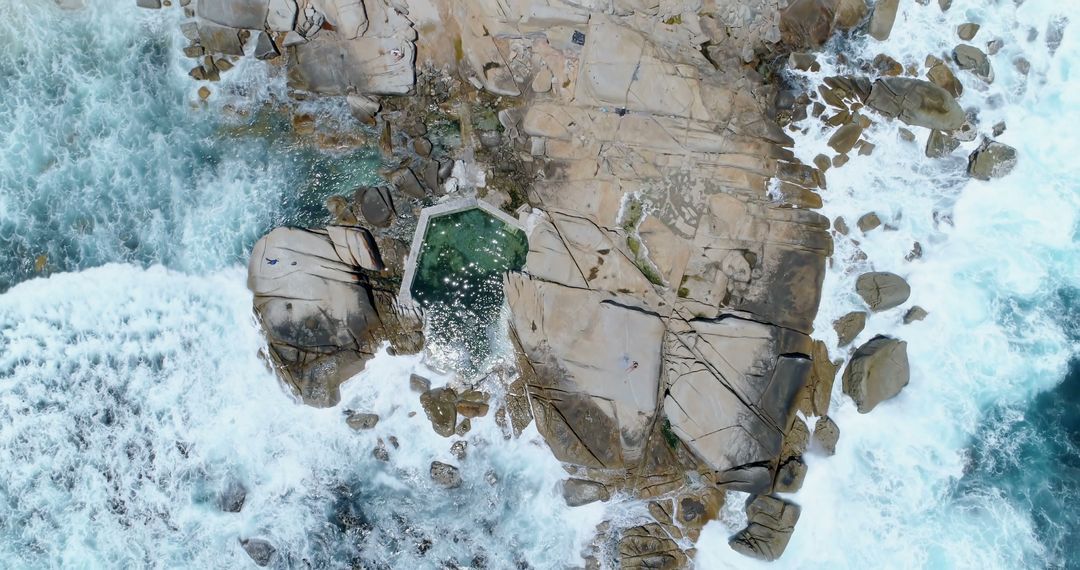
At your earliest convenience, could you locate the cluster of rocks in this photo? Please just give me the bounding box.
[781,1,1017,181]
[137,0,1017,566]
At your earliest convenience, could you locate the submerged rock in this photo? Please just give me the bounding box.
[430,461,462,488]
[729,495,801,561]
[856,271,911,311]
[219,480,247,513]
[842,335,910,413]
[240,538,277,567]
[346,412,380,430]
[857,212,881,233]
[967,139,1018,180]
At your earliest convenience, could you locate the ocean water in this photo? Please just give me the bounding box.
[698,0,1079,567]
[0,2,606,568]
[2,0,1076,568]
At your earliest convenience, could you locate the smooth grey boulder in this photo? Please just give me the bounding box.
[835,0,868,29]
[729,495,801,561]
[240,538,277,567]
[430,461,462,488]
[842,335,910,413]
[562,478,610,507]
[967,140,1017,180]
[856,271,911,311]
[866,78,966,130]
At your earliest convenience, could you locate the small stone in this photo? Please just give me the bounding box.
[450,440,468,460]
[136,0,161,8]
[925,130,960,158]
[430,461,462,488]
[562,478,610,507]
[409,374,431,393]
[957,23,980,41]
[420,387,458,437]
[215,58,233,72]
[484,470,498,486]
[834,217,850,235]
[240,538,277,567]
[789,52,820,72]
[254,31,280,60]
[953,45,993,82]
[346,412,379,430]
[828,123,863,154]
[992,121,1006,137]
[906,241,923,261]
[903,305,929,323]
[938,0,951,10]
[412,137,432,157]
[455,400,489,418]
[873,53,903,76]
[373,444,390,462]
[219,480,247,513]
[346,94,380,124]
[832,154,850,168]
[1014,57,1030,75]
[967,139,1018,180]
[986,39,1004,55]
[857,141,876,156]
[857,212,881,233]
[183,45,204,58]
[197,86,211,100]
[812,416,840,455]
[833,311,867,347]
[455,418,471,436]
[899,128,916,142]
[927,63,963,97]
[813,154,831,173]
[925,54,944,68]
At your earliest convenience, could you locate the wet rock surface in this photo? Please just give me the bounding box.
[856,271,912,311]
[843,335,910,413]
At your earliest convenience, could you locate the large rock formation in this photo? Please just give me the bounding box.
[192,0,416,96]
[248,226,422,406]
[195,0,851,564]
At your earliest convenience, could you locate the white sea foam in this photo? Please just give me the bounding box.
[698,0,1077,567]
[0,264,609,568]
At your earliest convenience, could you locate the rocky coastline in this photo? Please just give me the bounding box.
[140,0,1017,566]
